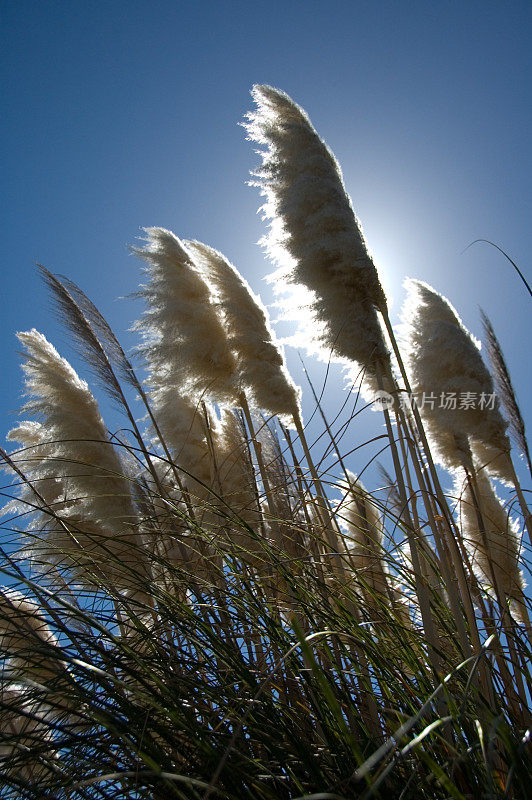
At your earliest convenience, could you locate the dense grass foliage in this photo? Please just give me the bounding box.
[1,86,530,799]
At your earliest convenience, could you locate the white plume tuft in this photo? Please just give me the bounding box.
[245,85,390,397]
[336,472,406,618]
[454,468,526,621]
[134,227,238,406]
[186,240,301,423]
[0,682,53,783]
[216,409,263,558]
[0,589,59,685]
[8,330,147,594]
[402,279,511,472]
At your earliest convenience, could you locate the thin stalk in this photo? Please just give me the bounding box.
[466,468,530,718]
[375,361,442,676]
[381,308,487,642]
[506,457,532,550]
[395,410,472,658]
[291,411,348,580]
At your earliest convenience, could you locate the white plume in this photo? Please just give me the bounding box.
[8,330,147,594]
[215,409,263,559]
[148,388,213,494]
[0,589,59,685]
[0,682,54,783]
[402,279,511,473]
[336,472,407,620]
[454,468,525,621]
[245,84,390,396]
[186,240,302,424]
[134,227,238,405]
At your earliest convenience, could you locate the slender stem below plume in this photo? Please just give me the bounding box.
[466,468,531,716]
[506,457,532,550]
[375,363,442,676]
[395,409,473,657]
[292,411,347,579]
[380,308,488,638]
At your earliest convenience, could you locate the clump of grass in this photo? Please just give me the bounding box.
[1,85,530,799]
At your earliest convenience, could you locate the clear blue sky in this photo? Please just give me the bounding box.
[2,1,531,499]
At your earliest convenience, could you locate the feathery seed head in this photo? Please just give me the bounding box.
[9,331,148,594]
[134,227,239,405]
[455,468,525,621]
[217,410,257,515]
[339,472,383,546]
[336,472,393,601]
[216,409,263,556]
[186,240,302,423]
[402,279,511,471]
[151,387,213,491]
[0,589,57,649]
[245,85,390,397]
[14,330,136,526]
[0,589,59,684]
[0,682,53,783]
[6,420,63,509]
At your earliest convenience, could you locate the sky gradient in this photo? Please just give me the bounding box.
[2,1,531,498]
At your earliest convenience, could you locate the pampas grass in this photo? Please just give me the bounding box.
[244,84,390,397]
[335,472,407,617]
[481,309,532,479]
[0,86,530,800]
[6,330,148,597]
[186,241,301,424]
[402,279,512,474]
[402,278,532,550]
[0,589,59,683]
[454,468,526,622]
[0,683,54,785]
[134,227,239,406]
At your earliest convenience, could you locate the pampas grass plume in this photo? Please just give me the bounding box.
[134,228,239,406]
[186,240,302,423]
[338,472,396,606]
[0,589,59,685]
[455,468,526,621]
[9,330,147,592]
[245,85,390,396]
[0,682,52,783]
[402,279,511,474]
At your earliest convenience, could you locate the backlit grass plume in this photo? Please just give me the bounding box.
[134,227,239,406]
[0,589,59,685]
[245,84,390,395]
[402,279,512,474]
[217,409,259,523]
[186,240,302,424]
[337,472,402,613]
[146,387,212,492]
[7,330,147,594]
[215,408,263,559]
[454,467,526,622]
[334,475,420,675]
[0,683,53,785]
[481,309,532,479]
